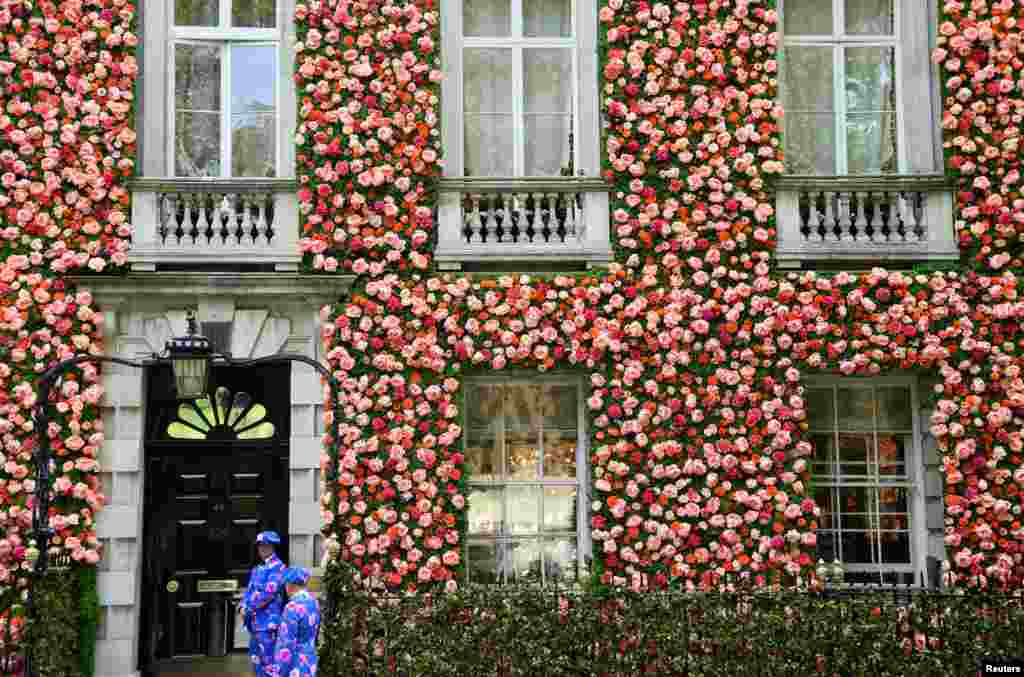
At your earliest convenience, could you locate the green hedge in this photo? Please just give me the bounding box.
[319,563,1024,677]
[0,565,99,677]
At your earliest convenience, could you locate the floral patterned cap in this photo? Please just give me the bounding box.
[255,531,281,545]
[283,567,310,586]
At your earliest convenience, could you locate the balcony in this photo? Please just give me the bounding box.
[129,178,299,272]
[434,177,612,269]
[775,175,958,268]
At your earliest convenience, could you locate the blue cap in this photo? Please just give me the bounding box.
[283,567,310,586]
[255,531,281,545]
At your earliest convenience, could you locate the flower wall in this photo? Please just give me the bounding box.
[0,0,136,653]
[310,0,1024,595]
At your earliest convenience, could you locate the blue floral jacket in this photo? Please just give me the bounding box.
[271,590,320,677]
[241,554,286,632]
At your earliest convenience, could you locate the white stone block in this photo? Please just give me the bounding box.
[100,439,141,472]
[289,437,321,469]
[98,571,136,605]
[106,605,137,640]
[97,506,140,539]
[289,501,320,535]
[94,639,136,676]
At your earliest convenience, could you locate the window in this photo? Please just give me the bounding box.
[781,0,900,175]
[170,0,280,177]
[442,0,601,178]
[805,380,925,585]
[463,379,588,585]
[167,386,275,440]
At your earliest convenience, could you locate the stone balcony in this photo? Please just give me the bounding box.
[434,177,612,269]
[774,174,958,268]
[128,178,300,272]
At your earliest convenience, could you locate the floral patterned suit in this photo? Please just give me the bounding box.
[271,590,320,677]
[240,554,286,676]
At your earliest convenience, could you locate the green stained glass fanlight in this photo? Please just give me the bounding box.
[168,386,275,440]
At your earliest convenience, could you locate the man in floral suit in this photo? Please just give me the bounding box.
[238,531,286,677]
[271,567,320,677]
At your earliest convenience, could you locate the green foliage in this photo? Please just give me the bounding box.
[319,561,1024,677]
[26,567,83,677]
[78,567,99,677]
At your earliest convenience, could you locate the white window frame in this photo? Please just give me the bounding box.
[463,375,590,586]
[441,0,601,178]
[780,0,906,175]
[139,0,297,178]
[804,376,927,585]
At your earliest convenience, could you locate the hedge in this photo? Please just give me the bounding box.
[319,563,1024,677]
[0,565,98,677]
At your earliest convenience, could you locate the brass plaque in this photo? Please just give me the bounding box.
[197,579,239,593]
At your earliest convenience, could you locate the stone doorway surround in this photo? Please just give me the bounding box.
[68,273,352,677]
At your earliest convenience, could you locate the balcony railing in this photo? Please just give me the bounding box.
[775,175,958,267]
[129,178,300,271]
[435,177,612,268]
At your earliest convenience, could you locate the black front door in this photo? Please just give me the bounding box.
[142,449,288,664]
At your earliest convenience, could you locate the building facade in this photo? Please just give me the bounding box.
[0,1,1022,676]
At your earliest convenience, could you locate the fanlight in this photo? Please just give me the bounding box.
[167,386,275,440]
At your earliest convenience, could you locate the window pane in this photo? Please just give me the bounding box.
[816,530,839,562]
[232,115,275,177]
[880,533,910,563]
[233,0,275,27]
[467,541,501,584]
[783,0,832,34]
[544,538,578,583]
[845,0,893,35]
[841,531,876,564]
[509,539,542,585]
[836,388,874,430]
[846,112,897,174]
[176,44,221,112]
[845,47,895,112]
[784,114,836,175]
[507,486,540,534]
[783,47,834,113]
[838,433,871,476]
[839,486,872,516]
[524,0,571,37]
[814,486,835,528]
[175,0,218,26]
[464,48,516,113]
[232,45,276,114]
[543,486,576,532]
[524,115,571,176]
[805,388,834,430]
[877,435,907,477]
[464,0,510,37]
[876,387,911,429]
[505,384,540,432]
[466,430,500,481]
[542,385,578,429]
[809,433,835,476]
[175,112,221,177]
[507,430,540,479]
[468,487,503,535]
[467,384,502,428]
[543,430,576,479]
[525,49,572,114]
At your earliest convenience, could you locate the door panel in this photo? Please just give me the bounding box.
[143,450,288,667]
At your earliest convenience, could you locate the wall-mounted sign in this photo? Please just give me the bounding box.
[166,580,180,593]
[197,579,239,593]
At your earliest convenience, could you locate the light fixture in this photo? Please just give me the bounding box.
[164,309,212,400]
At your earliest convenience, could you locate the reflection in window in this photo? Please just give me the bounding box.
[167,386,275,440]
[806,383,918,584]
[463,379,584,586]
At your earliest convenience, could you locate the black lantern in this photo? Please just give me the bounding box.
[165,310,211,400]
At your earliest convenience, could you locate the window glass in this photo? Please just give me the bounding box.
[464,380,584,585]
[233,0,276,28]
[524,0,571,37]
[464,0,511,37]
[783,0,832,34]
[524,49,573,176]
[808,384,917,579]
[231,45,277,176]
[845,0,893,35]
[175,0,218,26]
